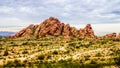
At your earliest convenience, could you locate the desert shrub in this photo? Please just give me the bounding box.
[53,50,58,55]
[78,37,84,40]
[113,38,120,42]
[38,55,45,60]
[4,60,14,67]
[34,38,39,41]
[11,43,18,46]
[64,50,70,54]
[40,61,53,68]
[4,59,26,67]
[47,55,51,59]
[10,42,14,44]
[69,42,77,47]
[22,50,28,54]
[89,41,94,45]
[27,38,31,41]
[10,41,18,46]
[100,40,107,45]
[43,43,49,46]
[80,44,90,48]
[84,55,90,61]
[39,43,49,46]
[75,45,80,48]
[14,59,25,66]
[114,55,120,66]
[29,42,37,46]
[95,40,101,44]
[100,58,105,61]
[3,50,9,56]
[90,60,97,64]
[0,47,3,50]
[22,42,28,45]
[95,52,102,57]
[39,43,43,46]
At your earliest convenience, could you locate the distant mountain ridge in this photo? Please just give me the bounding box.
[0,31,15,37]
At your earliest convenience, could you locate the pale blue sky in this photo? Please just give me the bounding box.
[0,0,120,35]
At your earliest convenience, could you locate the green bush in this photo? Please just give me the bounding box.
[12,43,18,46]
[84,55,90,61]
[22,50,28,54]
[14,59,25,66]
[75,45,80,48]
[38,55,45,60]
[95,53,102,57]
[69,42,77,47]
[114,55,120,66]
[53,50,58,55]
[80,44,90,48]
[90,60,97,64]
[100,40,107,45]
[22,42,28,45]
[47,55,51,59]
[3,50,9,56]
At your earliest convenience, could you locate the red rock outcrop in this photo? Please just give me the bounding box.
[12,17,95,38]
[104,32,117,38]
[79,24,95,38]
[13,24,37,38]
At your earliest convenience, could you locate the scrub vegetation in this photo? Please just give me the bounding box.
[0,36,120,68]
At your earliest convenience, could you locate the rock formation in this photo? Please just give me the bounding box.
[79,24,95,38]
[12,17,95,38]
[104,32,117,38]
[103,32,120,41]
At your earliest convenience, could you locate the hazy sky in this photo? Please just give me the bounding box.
[0,0,120,35]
